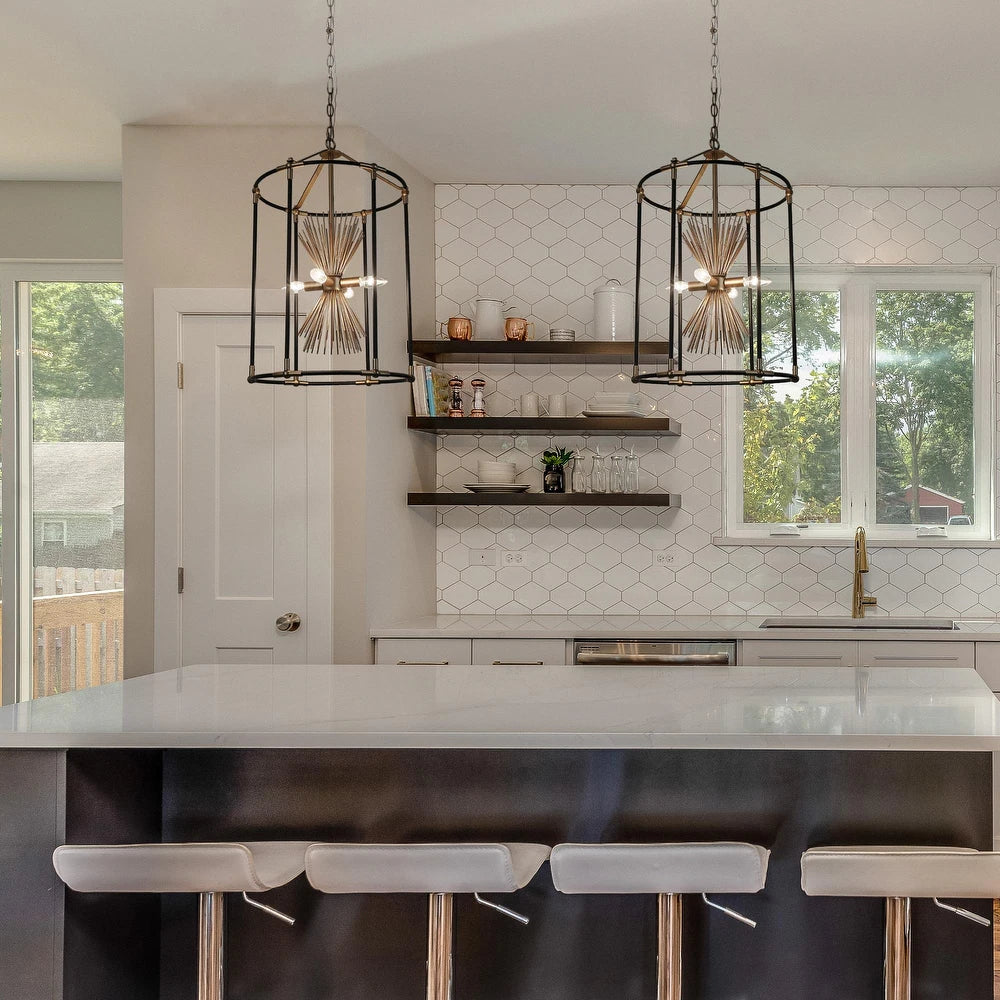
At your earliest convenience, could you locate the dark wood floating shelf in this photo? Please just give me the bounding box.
[407,416,681,436]
[412,339,671,365]
[407,492,681,508]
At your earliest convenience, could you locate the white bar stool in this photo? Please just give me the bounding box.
[550,842,769,1000]
[305,842,550,1000]
[801,846,997,1000]
[53,841,310,1000]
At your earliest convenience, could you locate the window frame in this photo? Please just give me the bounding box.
[0,260,124,705]
[723,266,995,542]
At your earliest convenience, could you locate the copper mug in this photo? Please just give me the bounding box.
[440,316,473,341]
[504,317,534,342]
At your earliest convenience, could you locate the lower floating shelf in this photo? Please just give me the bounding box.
[407,492,681,508]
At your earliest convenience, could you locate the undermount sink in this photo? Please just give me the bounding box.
[759,616,957,630]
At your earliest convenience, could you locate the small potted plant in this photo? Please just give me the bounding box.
[541,447,575,494]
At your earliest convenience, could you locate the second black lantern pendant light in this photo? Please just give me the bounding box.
[632,0,799,387]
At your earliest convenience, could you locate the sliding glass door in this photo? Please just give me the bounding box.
[0,264,124,703]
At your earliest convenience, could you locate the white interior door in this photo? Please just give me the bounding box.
[155,290,332,668]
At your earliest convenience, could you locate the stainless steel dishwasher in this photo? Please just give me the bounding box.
[573,639,737,665]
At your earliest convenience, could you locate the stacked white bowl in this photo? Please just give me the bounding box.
[477,460,518,485]
[549,328,576,342]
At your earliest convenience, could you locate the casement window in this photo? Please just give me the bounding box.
[0,262,124,704]
[724,268,993,541]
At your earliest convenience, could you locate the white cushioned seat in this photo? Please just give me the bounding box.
[53,842,311,894]
[801,846,1000,898]
[305,842,550,894]
[550,842,770,894]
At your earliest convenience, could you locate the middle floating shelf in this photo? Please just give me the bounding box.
[408,492,681,508]
[407,416,681,436]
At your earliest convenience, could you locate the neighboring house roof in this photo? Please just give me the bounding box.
[901,484,966,505]
[33,441,124,515]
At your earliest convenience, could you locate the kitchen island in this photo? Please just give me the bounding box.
[2,662,998,999]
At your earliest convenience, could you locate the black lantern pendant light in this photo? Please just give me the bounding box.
[248,0,414,386]
[632,0,798,387]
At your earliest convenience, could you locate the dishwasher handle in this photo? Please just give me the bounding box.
[575,652,733,666]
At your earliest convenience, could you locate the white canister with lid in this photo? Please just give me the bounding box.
[593,279,634,341]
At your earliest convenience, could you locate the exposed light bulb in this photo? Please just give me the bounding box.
[743,276,773,288]
[359,275,388,288]
[343,287,354,299]
[310,267,327,283]
[693,267,711,283]
[289,280,305,293]
[728,288,739,299]
[674,280,689,293]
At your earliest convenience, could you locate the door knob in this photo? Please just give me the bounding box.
[275,612,302,633]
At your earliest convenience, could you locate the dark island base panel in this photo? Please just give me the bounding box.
[19,749,991,1000]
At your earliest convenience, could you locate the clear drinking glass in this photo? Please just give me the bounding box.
[625,453,640,493]
[610,455,626,493]
[590,453,608,493]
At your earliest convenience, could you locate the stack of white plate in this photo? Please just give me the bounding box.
[583,391,645,418]
[549,328,576,342]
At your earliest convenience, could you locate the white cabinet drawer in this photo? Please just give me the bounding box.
[860,640,974,669]
[472,639,567,666]
[975,643,1000,690]
[741,640,859,668]
[374,638,472,665]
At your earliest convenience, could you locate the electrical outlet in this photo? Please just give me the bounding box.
[654,552,676,565]
[502,550,525,567]
[469,548,497,567]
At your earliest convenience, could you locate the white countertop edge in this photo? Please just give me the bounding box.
[2,733,998,751]
[370,615,1000,640]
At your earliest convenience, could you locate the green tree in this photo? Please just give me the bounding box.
[742,290,841,521]
[875,291,974,522]
[29,282,124,442]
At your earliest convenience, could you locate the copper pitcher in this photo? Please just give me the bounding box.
[440,316,473,341]
[504,317,534,342]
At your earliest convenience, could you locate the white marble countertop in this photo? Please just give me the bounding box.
[371,614,1000,640]
[0,662,998,750]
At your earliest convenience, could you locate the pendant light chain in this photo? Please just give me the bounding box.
[709,0,721,150]
[325,0,338,149]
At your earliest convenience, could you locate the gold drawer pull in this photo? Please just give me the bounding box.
[396,660,449,665]
[491,660,545,665]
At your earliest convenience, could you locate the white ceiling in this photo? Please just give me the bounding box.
[4,0,1000,186]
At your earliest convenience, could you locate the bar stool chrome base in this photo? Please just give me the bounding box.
[53,842,309,1000]
[305,842,550,1000]
[551,842,769,1000]
[802,847,998,1000]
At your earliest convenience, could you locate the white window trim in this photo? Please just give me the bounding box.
[723,265,995,543]
[0,260,123,705]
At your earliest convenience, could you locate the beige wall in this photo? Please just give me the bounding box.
[122,124,435,672]
[0,181,121,260]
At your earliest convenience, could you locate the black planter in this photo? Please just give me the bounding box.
[543,466,566,493]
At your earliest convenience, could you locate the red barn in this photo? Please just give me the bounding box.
[902,485,966,523]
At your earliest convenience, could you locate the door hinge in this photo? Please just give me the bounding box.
[177,567,184,594]
[177,362,184,389]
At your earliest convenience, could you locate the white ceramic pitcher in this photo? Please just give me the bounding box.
[466,297,513,340]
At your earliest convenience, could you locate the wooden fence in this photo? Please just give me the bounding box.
[0,568,124,699]
[32,589,123,698]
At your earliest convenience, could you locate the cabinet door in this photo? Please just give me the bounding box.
[741,640,859,668]
[374,638,472,665]
[860,640,974,670]
[472,639,567,666]
[975,643,1000,691]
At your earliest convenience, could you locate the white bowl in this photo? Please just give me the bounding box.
[478,473,517,484]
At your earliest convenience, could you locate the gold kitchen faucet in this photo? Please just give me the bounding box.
[852,526,877,618]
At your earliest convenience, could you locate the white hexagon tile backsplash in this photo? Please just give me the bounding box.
[432,183,1000,617]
